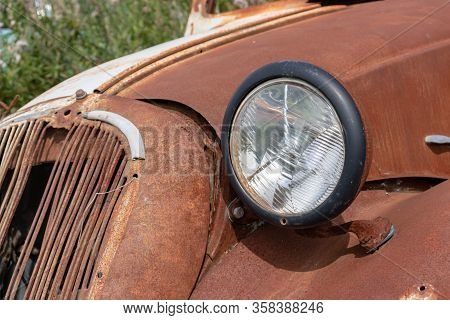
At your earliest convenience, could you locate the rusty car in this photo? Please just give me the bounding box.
[0,0,449,300]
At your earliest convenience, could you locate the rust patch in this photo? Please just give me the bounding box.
[400,284,440,300]
[298,217,394,253]
[0,108,131,299]
[0,94,215,300]
[81,96,213,300]
[120,0,450,180]
[192,182,450,299]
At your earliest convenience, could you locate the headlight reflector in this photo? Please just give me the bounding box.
[230,78,345,217]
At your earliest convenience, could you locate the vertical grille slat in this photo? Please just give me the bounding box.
[47,130,110,299]
[2,122,52,299]
[81,156,128,291]
[0,122,40,245]
[41,127,101,300]
[5,124,77,299]
[30,126,94,299]
[59,133,118,299]
[68,143,124,299]
[0,120,129,300]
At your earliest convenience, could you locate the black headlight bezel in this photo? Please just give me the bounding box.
[221,61,367,228]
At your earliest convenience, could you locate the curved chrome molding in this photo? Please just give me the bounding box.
[82,110,145,160]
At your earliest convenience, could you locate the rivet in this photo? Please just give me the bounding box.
[232,207,245,220]
[75,89,87,100]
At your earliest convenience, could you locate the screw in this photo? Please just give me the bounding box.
[75,89,87,100]
[232,207,245,220]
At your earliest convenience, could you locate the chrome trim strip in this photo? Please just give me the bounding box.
[82,110,145,160]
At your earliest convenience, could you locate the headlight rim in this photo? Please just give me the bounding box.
[221,61,366,228]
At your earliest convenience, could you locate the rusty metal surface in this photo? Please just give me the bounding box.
[298,216,394,253]
[186,0,318,35]
[0,102,131,299]
[191,182,450,299]
[77,95,215,300]
[118,0,450,181]
[101,5,345,95]
[400,284,440,300]
[0,94,216,300]
[1,0,449,301]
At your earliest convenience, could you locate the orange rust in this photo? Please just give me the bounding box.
[0,109,131,299]
[0,94,216,299]
[2,0,450,301]
[192,181,450,299]
[80,95,214,299]
[120,0,450,180]
[87,160,142,299]
[298,217,393,253]
[400,284,441,300]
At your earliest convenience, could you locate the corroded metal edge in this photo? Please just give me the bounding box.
[82,111,146,160]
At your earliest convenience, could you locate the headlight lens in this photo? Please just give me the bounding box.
[230,78,345,218]
[223,61,366,228]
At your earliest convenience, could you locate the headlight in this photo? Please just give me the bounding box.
[222,61,366,228]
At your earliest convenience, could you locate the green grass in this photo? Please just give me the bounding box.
[0,1,268,112]
[0,0,192,111]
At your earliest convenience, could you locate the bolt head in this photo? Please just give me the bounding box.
[233,207,245,220]
[75,89,87,100]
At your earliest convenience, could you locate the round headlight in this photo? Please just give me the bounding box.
[222,61,366,228]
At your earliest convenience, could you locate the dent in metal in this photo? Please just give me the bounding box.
[82,111,145,160]
[425,135,450,145]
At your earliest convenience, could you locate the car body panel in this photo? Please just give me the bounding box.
[0,94,215,299]
[117,0,450,180]
[192,181,450,300]
[20,35,206,110]
[79,96,214,299]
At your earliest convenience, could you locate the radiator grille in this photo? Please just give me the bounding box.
[0,120,128,299]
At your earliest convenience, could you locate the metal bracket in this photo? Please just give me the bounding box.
[297,217,395,254]
[82,110,145,160]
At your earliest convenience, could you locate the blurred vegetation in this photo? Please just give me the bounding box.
[0,0,247,111]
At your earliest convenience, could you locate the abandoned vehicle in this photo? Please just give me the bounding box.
[0,0,449,300]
